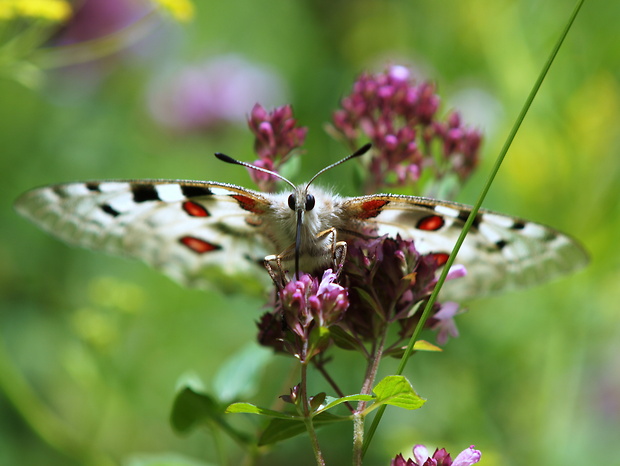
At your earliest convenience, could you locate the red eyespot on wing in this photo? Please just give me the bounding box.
[179,236,221,254]
[417,215,445,231]
[182,200,210,217]
[430,252,449,266]
[232,195,266,214]
[357,199,390,219]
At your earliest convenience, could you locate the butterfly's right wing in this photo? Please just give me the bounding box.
[15,180,276,291]
[339,194,588,301]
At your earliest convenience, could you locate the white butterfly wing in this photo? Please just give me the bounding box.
[15,180,274,291]
[342,195,588,300]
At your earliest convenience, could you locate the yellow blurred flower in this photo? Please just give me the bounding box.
[153,0,194,22]
[0,0,72,22]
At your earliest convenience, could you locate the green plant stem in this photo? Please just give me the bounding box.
[352,324,387,466]
[300,359,325,466]
[361,0,586,457]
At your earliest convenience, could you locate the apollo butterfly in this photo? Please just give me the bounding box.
[14,144,587,301]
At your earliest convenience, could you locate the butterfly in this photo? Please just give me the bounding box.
[14,144,588,301]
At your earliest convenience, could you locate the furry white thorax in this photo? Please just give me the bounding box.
[263,185,345,271]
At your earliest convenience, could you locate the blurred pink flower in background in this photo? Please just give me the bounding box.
[147,55,288,132]
[54,0,148,45]
[44,0,177,96]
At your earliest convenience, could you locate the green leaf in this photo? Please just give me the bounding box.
[225,402,299,420]
[171,387,252,443]
[212,343,272,401]
[413,340,443,352]
[371,375,425,411]
[329,325,366,353]
[351,287,380,313]
[309,392,327,412]
[385,340,443,358]
[258,412,347,446]
[317,394,374,414]
[170,387,222,434]
[174,372,207,393]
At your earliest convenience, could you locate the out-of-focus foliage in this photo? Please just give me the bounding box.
[0,0,617,465]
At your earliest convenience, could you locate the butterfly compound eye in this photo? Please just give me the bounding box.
[287,194,296,210]
[305,194,315,211]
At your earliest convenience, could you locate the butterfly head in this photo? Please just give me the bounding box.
[215,143,372,279]
[286,185,317,279]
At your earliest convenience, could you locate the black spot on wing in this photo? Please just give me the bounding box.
[101,204,120,217]
[511,221,526,230]
[132,184,160,202]
[181,185,213,198]
[495,239,508,250]
[457,210,481,228]
[86,182,101,192]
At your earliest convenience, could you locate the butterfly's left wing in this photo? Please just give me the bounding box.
[15,180,276,292]
[340,194,588,301]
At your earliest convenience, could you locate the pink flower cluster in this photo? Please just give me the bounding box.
[258,270,349,362]
[247,104,308,192]
[391,444,481,466]
[332,66,482,195]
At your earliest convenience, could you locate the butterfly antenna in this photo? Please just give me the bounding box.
[214,153,296,190]
[305,143,372,189]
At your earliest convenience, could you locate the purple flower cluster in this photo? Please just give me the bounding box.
[340,235,462,345]
[257,234,467,358]
[391,445,481,466]
[247,101,471,351]
[258,270,349,362]
[331,66,482,195]
[247,103,308,192]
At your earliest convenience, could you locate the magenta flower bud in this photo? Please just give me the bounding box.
[388,65,410,81]
[250,102,269,121]
[453,446,482,466]
[384,134,399,149]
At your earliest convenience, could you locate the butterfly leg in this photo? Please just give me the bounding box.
[264,228,347,287]
[264,247,294,289]
[316,227,347,277]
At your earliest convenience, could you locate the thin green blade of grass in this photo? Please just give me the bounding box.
[362,0,586,457]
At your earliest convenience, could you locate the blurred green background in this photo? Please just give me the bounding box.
[1,0,618,465]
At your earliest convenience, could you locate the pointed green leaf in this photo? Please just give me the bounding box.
[371,375,425,410]
[385,339,443,358]
[352,286,380,312]
[317,394,374,414]
[225,402,299,420]
[413,340,443,352]
[170,387,222,434]
[170,386,251,443]
[309,392,327,412]
[329,325,366,352]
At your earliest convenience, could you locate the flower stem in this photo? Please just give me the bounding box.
[300,361,325,466]
[352,324,387,466]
